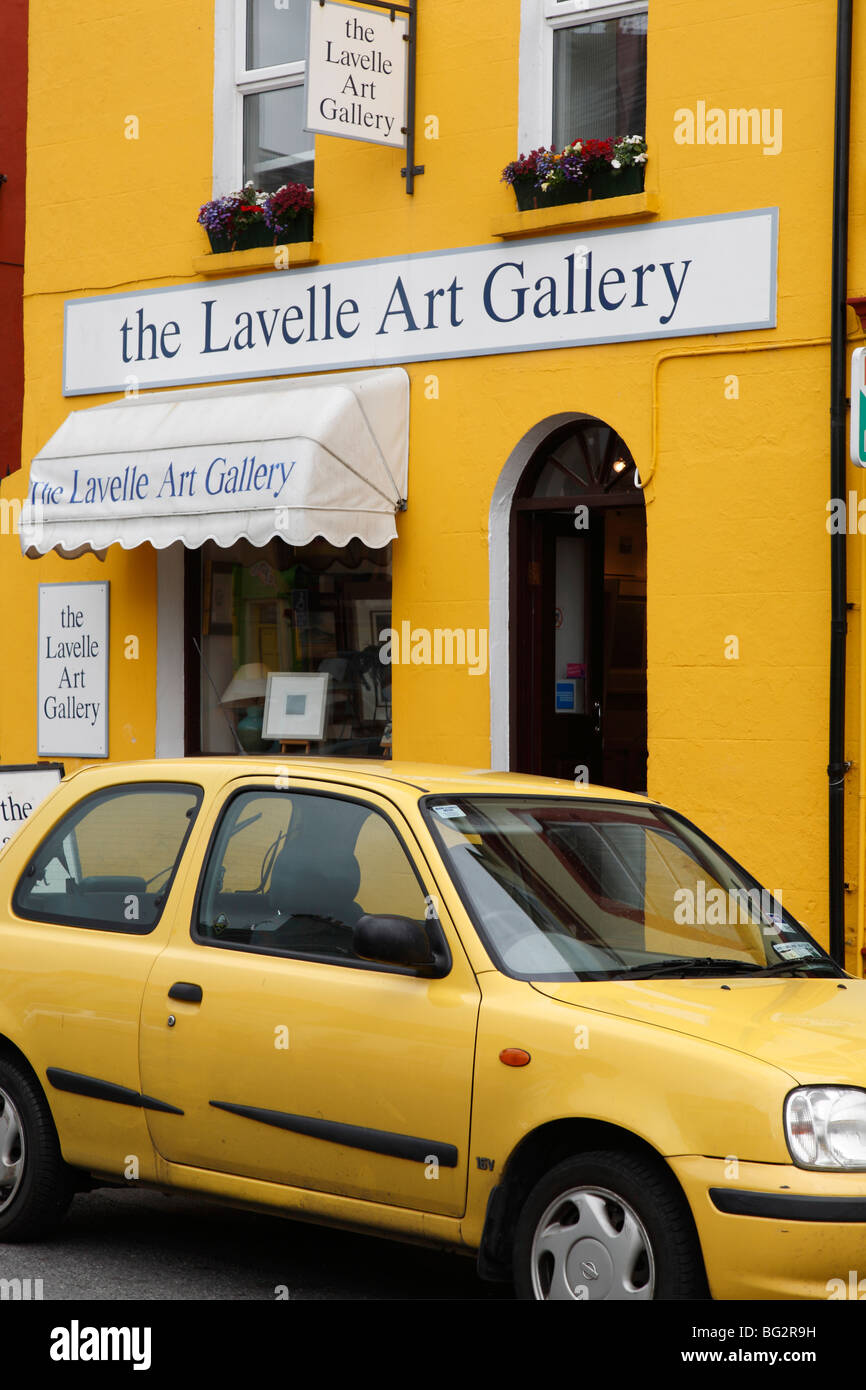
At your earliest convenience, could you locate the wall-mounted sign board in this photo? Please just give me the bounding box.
[37,583,109,758]
[61,209,778,396]
[0,763,64,847]
[306,0,408,148]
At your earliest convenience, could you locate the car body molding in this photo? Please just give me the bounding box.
[46,1067,184,1115]
[710,1187,866,1222]
[209,1100,458,1167]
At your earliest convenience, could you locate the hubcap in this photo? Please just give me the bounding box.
[0,1088,25,1214]
[530,1185,655,1300]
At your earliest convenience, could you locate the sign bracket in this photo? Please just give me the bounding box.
[316,0,421,193]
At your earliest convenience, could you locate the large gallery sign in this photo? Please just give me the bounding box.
[62,209,778,395]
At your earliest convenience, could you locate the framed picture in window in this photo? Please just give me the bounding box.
[206,561,235,636]
[262,672,331,740]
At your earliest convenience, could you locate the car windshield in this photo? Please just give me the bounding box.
[424,795,838,981]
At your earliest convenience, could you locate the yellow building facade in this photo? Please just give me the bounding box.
[2,0,865,967]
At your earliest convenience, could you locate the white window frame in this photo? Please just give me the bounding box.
[213,0,312,196]
[518,0,648,154]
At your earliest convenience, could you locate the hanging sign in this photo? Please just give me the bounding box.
[306,0,408,148]
[0,763,64,847]
[38,583,109,758]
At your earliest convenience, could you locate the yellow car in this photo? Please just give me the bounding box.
[0,758,862,1300]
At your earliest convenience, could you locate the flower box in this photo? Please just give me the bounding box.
[273,207,314,245]
[502,135,647,213]
[198,182,314,255]
[587,163,645,201]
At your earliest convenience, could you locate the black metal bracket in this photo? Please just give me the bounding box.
[321,0,420,193]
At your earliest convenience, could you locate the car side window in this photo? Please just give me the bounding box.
[195,789,431,967]
[12,783,202,934]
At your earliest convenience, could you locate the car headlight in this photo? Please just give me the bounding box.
[785,1087,866,1169]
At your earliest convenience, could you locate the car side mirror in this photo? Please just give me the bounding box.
[353,914,435,969]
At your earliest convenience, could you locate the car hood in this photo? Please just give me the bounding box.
[531,976,866,1085]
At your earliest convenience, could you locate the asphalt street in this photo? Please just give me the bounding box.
[0,1185,512,1300]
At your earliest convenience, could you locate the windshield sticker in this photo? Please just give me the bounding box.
[761,913,788,933]
[433,804,466,820]
[772,941,823,960]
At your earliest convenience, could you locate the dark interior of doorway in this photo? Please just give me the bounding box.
[511,418,647,793]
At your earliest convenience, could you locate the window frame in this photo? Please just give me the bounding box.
[519,0,648,153]
[190,784,452,977]
[12,781,204,936]
[213,0,312,196]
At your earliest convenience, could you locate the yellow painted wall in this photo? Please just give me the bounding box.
[4,0,865,962]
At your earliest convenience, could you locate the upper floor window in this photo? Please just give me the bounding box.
[214,0,314,194]
[519,1,648,152]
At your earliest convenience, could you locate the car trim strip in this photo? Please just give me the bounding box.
[46,1067,184,1116]
[709,1186,866,1222]
[209,1100,458,1167]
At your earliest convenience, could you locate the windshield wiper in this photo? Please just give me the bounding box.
[607,955,844,980]
[753,957,844,978]
[608,957,778,980]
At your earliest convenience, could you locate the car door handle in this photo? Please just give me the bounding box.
[168,982,203,1004]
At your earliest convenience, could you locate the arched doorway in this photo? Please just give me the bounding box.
[510,416,647,791]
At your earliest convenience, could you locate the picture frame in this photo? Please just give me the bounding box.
[262,672,331,740]
[207,561,234,636]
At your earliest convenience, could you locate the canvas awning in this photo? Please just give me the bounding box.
[20,368,408,558]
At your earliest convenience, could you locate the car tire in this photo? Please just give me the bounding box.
[0,1056,75,1241]
[513,1149,706,1301]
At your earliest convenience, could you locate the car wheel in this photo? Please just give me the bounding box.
[0,1057,75,1241]
[513,1149,706,1301]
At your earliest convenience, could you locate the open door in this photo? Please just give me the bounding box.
[511,418,647,792]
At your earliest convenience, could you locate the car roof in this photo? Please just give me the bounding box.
[62,757,656,803]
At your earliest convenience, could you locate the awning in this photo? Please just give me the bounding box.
[21,367,408,557]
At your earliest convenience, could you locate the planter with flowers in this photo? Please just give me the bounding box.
[197,181,314,253]
[263,182,314,244]
[584,135,648,200]
[501,135,647,212]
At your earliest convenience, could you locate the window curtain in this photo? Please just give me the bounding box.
[552,15,648,145]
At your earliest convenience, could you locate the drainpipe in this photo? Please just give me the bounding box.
[828,0,853,965]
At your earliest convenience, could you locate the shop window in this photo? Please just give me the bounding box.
[213,0,313,194]
[12,784,203,934]
[519,0,648,151]
[194,537,392,759]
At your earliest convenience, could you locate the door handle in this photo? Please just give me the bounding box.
[593,700,602,735]
[168,982,203,1004]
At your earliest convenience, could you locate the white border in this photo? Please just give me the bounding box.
[304,0,408,149]
[488,412,590,769]
[37,581,110,759]
[156,543,186,757]
[263,670,331,739]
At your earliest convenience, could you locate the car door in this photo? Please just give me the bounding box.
[138,778,481,1218]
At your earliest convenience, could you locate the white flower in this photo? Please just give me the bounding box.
[611,159,621,169]
[635,153,647,163]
